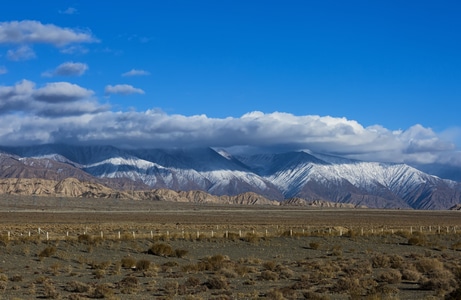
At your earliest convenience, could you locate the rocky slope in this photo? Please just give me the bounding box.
[0,144,460,209]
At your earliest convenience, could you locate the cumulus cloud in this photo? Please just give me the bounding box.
[0,20,97,46]
[105,84,145,95]
[0,99,458,166]
[33,82,94,103]
[0,80,106,117]
[7,45,36,61]
[122,69,150,77]
[42,62,88,77]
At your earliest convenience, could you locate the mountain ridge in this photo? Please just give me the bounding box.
[0,144,460,210]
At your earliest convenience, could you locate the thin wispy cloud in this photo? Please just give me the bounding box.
[0,20,98,46]
[0,66,7,74]
[105,84,145,95]
[42,62,88,77]
[122,69,150,77]
[7,45,36,61]
[59,7,78,15]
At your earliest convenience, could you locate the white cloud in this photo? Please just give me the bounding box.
[59,7,78,15]
[0,20,98,46]
[0,66,6,74]
[33,82,94,103]
[0,101,458,166]
[0,80,105,117]
[42,62,88,77]
[0,81,459,166]
[122,69,150,77]
[60,45,89,55]
[105,84,145,95]
[7,45,36,61]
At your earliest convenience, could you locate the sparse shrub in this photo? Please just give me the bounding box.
[330,245,343,256]
[65,280,91,293]
[219,267,238,278]
[38,246,57,259]
[333,277,362,295]
[91,283,115,298]
[119,276,140,294]
[371,253,391,268]
[408,232,427,246]
[377,268,402,284]
[77,234,93,245]
[175,248,189,258]
[148,243,174,257]
[309,241,321,250]
[164,281,179,296]
[43,281,60,299]
[401,269,421,281]
[205,276,228,289]
[185,276,201,287]
[243,232,260,243]
[9,275,22,282]
[263,260,277,271]
[416,257,444,274]
[389,254,405,269]
[121,256,136,269]
[261,270,279,281]
[136,259,151,271]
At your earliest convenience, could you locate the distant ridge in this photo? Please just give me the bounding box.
[0,144,460,209]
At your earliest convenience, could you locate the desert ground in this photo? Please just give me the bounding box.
[0,195,461,299]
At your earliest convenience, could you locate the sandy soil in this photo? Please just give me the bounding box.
[0,196,460,299]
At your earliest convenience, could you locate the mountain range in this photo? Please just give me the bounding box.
[0,144,460,210]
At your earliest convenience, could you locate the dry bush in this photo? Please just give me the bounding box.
[118,276,140,294]
[174,248,189,258]
[330,245,343,256]
[77,234,93,245]
[401,269,421,282]
[333,277,362,295]
[182,263,199,274]
[309,241,321,250]
[205,276,228,290]
[38,245,57,259]
[164,281,179,296]
[408,232,428,246]
[263,260,277,271]
[276,265,294,279]
[371,253,391,268]
[136,259,151,271]
[377,268,402,284]
[260,270,279,281]
[121,256,136,269]
[90,283,115,299]
[388,254,405,269]
[185,276,201,287]
[43,281,60,299]
[9,274,22,282]
[198,254,230,271]
[415,257,444,274]
[242,232,260,243]
[148,242,174,257]
[65,280,91,293]
[219,267,238,278]
[451,241,461,251]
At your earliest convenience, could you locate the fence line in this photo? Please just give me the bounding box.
[1,225,459,241]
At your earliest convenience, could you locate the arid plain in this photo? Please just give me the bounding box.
[1,195,461,299]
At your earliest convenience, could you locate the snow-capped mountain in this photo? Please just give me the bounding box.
[0,144,460,209]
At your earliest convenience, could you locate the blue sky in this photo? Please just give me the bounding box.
[0,1,460,166]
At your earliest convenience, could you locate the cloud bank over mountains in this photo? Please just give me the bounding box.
[0,78,457,166]
[0,19,459,167]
